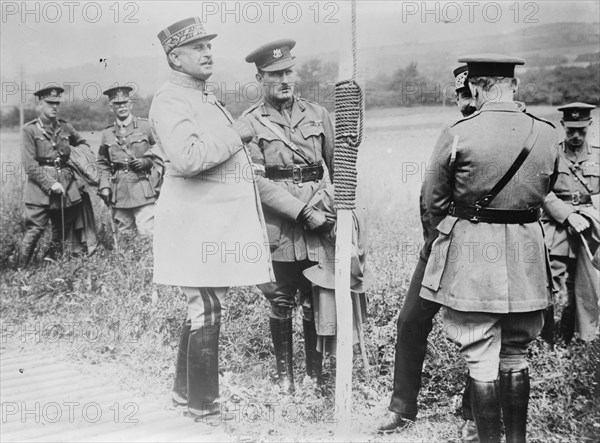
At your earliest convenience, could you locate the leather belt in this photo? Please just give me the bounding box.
[264,164,324,183]
[556,192,592,206]
[450,202,540,224]
[37,157,67,168]
[112,162,131,172]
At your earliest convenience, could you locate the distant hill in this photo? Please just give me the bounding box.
[2,22,598,108]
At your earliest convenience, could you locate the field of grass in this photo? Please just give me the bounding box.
[1,105,598,442]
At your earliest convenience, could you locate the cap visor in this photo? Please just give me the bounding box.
[562,120,591,128]
[261,58,296,72]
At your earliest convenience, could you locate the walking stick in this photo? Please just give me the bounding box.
[107,204,119,254]
[60,192,66,256]
[334,1,364,436]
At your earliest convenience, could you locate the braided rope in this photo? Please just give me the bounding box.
[334,0,363,210]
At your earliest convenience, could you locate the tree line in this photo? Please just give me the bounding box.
[1,58,598,131]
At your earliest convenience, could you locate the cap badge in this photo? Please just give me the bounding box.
[571,111,579,119]
[273,48,283,59]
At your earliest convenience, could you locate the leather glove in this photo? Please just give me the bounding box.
[231,120,253,144]
[99,188,111,205]
[129,158,153,172]
[567,212,590,233]
[298,205,335,232]
[50,182,65,195]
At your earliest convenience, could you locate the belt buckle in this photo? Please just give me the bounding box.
[53,157,62,170]
[571,191,580,205]
[292,165,303,184]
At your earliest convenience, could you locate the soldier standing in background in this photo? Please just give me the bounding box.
[20,86,87,265]
[376,65,477,437]
[541,103,599,344]
[239,39,335,394]
[97,86,161,237]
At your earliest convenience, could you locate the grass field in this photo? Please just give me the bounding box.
[1,105,598,442]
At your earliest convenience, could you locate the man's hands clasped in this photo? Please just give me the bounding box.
[298,205,335,232]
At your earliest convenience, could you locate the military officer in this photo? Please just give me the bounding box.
[239,39,335,394]
[454,64,477,117]
[418,55,558,443]
[97,86,161,237]
[149,17,273,421]
[20,86,87,265]
[376,66,477,436]
[541,103,599,343]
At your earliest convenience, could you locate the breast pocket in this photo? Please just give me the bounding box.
[257,133,287,163]
[299,124,325,155]
[129,133,151,157]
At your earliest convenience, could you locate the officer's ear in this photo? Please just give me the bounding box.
[168,49,182,68]
[468,82,478,100]
[560,120,566,130]
[255,71,263,83]
[511,77,520,93]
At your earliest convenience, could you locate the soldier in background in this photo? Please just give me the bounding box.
[20,86,87,265]
[239,39,335,394]
[97,86,161,237]
[376,66,477,437]
[541,103,599,344]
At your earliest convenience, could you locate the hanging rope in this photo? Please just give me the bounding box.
[334,0,364,210]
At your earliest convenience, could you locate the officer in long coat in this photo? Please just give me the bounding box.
[239,39,335,394]
[419,55,559,443]
[149,17,273,420]
[98,86,161,237]
[21,86,87,265]
[377,66,477,436]
[541,103,599,343]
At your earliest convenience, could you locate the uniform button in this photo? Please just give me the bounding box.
[290,129,296,133]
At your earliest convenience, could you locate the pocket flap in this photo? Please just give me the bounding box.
[299,125,324,139]
[436,215,459,235]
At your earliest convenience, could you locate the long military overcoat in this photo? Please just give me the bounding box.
[419,101,559,313]
[149,71,274,287]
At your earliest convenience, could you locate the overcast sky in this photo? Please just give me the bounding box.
[1,0,599,78]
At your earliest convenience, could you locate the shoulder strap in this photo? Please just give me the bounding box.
[475,118,540,208]
[251,109,314,165]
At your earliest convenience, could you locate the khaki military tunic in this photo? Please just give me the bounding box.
[22,117,86,209]
[542,141,600,257]
[240,97,335,262]
[97,116,158,209]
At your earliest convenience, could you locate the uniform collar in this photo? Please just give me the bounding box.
[117,114,133,128]
[263,96,306,128]
[479,101,520,113]
[563,140,590,162]
[169,70,206,90]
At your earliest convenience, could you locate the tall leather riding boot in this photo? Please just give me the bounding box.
[540,305,555,345]
[187,324,220,417]
[560,303,575,344]
[500,368,530,443]
[270,317,295,394]
[303,319,323,389]
[20,229,44,266]
[469,377,501,443]
[172,319,192,405]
